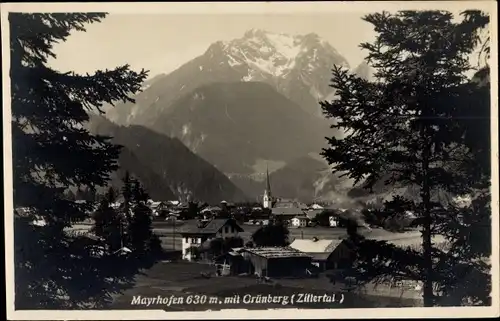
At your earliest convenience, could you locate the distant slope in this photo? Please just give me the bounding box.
[152,81,333,175]
[230,154,353,204]
[87,115,248,204]
[105,147,177,201]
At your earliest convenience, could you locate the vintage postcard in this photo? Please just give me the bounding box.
[2,1,499,320]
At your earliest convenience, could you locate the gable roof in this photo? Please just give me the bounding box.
[289,239,344,253]
[201,206,222,213]
[180,218,244,235]
[243,246,312,259]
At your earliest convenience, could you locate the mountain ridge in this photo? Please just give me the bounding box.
[87,115,249,204]
[106,29,351,125]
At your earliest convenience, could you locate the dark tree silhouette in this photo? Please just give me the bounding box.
[92,197,123,253]
[251,222,290,247]
[184,201,201,220]
[106,186,117,204]
[126,179,162,256]
[321,10,491,307]
[204,236,244,260]
[311,209,337,227]
[65,189,77,201]
[10,13,148,308]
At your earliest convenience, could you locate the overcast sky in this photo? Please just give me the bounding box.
[49,13,379,78]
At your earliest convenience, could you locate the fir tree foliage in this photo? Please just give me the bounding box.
[321,10,491,307]
[115,171,163,256]
[11,13,148,308]
[92,194,124,253]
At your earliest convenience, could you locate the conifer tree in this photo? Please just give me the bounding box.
[10,13,148,308]
[321,10,491,307]
[121,171,133,222]
[106,186,117,204]
[120,174,162,256]
[92,196,123,253]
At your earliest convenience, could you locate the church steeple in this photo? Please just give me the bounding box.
[263,163,273,209]
[265,164,271,194]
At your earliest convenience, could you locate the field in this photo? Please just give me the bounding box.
[110,261,422,310]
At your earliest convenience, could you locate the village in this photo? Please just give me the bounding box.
[39,170,441,310]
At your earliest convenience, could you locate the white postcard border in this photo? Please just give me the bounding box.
[2,1,498,320]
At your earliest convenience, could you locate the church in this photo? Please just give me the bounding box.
[262,166,273,209]
[261,166,307,221]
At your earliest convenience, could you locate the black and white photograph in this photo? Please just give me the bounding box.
[2,1,498,319]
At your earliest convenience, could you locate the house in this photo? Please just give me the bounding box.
[271,207,306,222]
[289,237,356,271]
[168,200,180,207]
[179,218,244,261]
[149,201,167,216]
[290,216,309,228]
[329,216,340,227]
[200,206,222,218]
[240,247,312,278]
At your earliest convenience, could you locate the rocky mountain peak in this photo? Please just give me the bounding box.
[215,29,349,80]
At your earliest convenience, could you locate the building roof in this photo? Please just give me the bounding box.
[309,252,332,261]
[274,199,308,209]
[306,209,323,219]
[180,218,244,235]
[292,216,308,220]
[201,206,222,213]
[272,207,306,216]
[289,239,344,253]
[149,201,163,208]
[242,246,312,259]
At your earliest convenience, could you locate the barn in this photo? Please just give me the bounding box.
[290,237,356,271]
[240,247,312,278]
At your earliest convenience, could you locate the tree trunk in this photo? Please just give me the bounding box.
[421,133,434,307]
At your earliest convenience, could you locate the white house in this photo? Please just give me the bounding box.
[290,216,309,228]
[329,216,340,227]
[179,218,244,261]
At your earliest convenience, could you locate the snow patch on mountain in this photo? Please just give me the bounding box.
[266,33,302,60]
[220,29,346,82]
